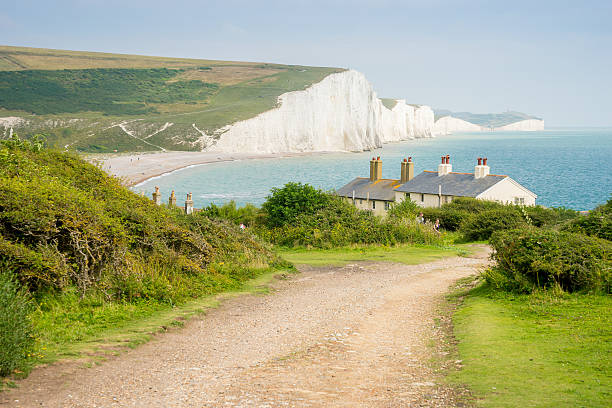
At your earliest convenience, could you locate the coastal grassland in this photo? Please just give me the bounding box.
[447,285,612,407]
[278,244,469,267]
[0,136,288,378]
[1,45,344,153]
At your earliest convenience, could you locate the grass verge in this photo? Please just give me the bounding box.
[278,244,470,267]
[446,283,612,407]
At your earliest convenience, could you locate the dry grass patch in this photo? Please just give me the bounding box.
[173,66,286,85]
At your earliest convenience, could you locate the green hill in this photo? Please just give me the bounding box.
[0,46,343,152]
[434,109,541,128]
[0,136,288,373]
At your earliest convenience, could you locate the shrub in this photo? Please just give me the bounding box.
[259,195,441,248]
[262,182,330,227]
[562,198,611,241]
[200,201,262,226]
[486,228,612,293]
[421,207,472,231]
[0,269,35,377]
[524,205,578,228]
[461,208,527,241]
[387,199,419,219]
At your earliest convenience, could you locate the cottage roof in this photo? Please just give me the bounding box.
[336,178,401,201]
[395,171,507,197]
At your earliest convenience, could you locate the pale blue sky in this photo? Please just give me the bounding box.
[2,0,611,126]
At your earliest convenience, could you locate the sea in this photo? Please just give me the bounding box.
[134,128,612,211]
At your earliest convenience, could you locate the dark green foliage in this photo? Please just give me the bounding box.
[523,205,578,228]
[421,207,470,231]
[0,68,219,115]
[258,195,441,248]
[0,269,35,376]
[387,198,419,219]
[0,136,279,300]
[486,228,612,293]
[461,208,528,241]
[262,182,330,227]
[200,201,262,226]
[562,198,612,241]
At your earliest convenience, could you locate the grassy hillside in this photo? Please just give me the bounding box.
[0,46,344,152]
[0,136,288,375]
[434,109,541,127]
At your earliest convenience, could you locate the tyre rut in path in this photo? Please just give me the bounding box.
[1,247,490,407]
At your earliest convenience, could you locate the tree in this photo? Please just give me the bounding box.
[262,182,329,227]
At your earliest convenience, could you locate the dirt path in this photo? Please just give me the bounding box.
[1,248,489,407]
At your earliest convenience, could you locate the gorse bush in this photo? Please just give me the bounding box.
[0,269,35,376]
[486,228,612,293]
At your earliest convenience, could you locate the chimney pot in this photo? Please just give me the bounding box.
[446,154,450,163]
[483,157,488,165]
[403,158,407,162]
[441,156,445,164]
[408,156,412,162]
[377,156,380,160]
[478,157,482,165]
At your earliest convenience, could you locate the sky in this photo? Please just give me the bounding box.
[2,0,611,126]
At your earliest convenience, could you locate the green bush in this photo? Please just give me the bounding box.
[0,136,280,299]
[387,199,419,219]
[200,201,262,226]
[461,208,527,241]
[262,182,330,227]
[562,198,611,241]
[524,205,578,228]
[0,269,35,377]
[421,207,472,231]
[486,228,612,293]
[259,195,441,248]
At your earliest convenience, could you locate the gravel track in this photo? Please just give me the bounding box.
[1,248,489,407]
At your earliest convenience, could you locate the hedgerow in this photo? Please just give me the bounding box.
[485,228,611,293]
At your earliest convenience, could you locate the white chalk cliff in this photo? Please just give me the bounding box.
[207,70,434,154]
[433,116,544,135]
[433,116,484,135]
[494,119,545,131]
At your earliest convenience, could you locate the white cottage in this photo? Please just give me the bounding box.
[336,156,537,214]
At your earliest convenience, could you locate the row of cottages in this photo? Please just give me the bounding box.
[336,155,536,215]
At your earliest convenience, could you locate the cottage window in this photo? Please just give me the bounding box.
[384,201,390,210]
[372,201,376,209]
[421,193,425,202]
[514,197,525,205]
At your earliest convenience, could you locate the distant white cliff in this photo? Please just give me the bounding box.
[433,115,544,135]
[433,116,484,135]
[493,119,545,131]
[207,70,434,154]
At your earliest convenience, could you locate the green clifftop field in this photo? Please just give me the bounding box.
[0,46,343,152]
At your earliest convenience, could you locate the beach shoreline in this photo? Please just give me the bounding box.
[92,150,339,187]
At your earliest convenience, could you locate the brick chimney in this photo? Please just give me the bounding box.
[474,157,490,179]
[168,190,177,207]
[369,156,382,182]
[438,155,452,176]
[152,186,161,205]
[400,157,414,183]
[185,192,194,214]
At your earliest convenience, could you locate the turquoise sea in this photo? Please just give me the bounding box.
[135,128,612,211]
